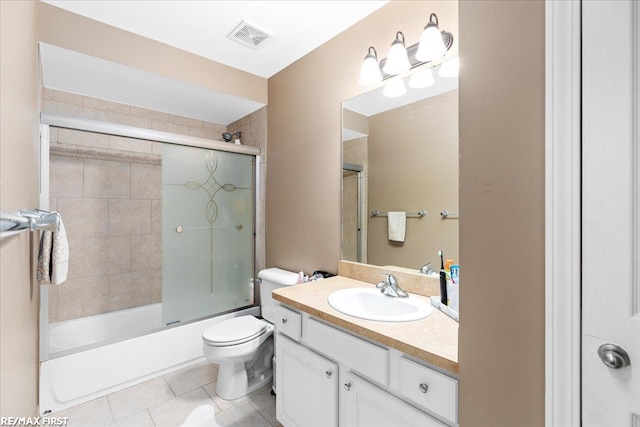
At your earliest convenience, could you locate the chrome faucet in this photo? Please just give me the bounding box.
[376,274,408,298]
[419,262,436,275]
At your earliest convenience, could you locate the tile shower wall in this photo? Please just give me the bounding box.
[44,89,267,323]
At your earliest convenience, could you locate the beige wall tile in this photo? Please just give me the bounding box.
[83,96,129,114]
[49,126,58,143]
[49,197,57,211]
[56,275,110,321]
[170,114,205,129]
[84,158,131,199]
[58,102,109,121]
[58,128,109,149]
[67,236,131,279]
[130,106,170,122]
[203,122,226,134]
[50,156,83,198]
[108,270,153,311]
[151,120,189,136]
[131,163,161,199]
[152,142,163,155]
[42,99,58,114]
[109,199,152,236]
[109,135,153,154]
[187,127,211,139]
[131,234,162,271]
[44,88,83,105]
[58,198,109,237]
[48,285,58,323]
[151,268,162,303]
[151,200,162,235]
[109,111,152,129]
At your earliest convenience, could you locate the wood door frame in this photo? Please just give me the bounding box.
[545,0,582,425]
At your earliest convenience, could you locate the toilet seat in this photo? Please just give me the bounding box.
[203,316,269,347]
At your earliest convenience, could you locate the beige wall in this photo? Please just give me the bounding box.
[368,90,458,269]
[0,0,40,416]
[38,2,267,105]
[458,1,545,425]
[267,1,458,274]
[268,0,545,425]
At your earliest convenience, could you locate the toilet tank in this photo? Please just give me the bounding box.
[258,268,299,323]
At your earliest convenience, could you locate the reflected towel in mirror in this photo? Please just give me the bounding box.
[387,211,406,242]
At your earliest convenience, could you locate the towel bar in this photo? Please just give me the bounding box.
[1,209,60,237]
[371,210,426,218]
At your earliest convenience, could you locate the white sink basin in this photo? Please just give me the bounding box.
[327,288,432,322]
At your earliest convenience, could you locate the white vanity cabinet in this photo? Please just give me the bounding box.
[341,372,445,427]
[274,302,458,427]
[276,335,338,427]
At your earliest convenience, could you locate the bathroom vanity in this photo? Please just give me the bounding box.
[272,276,459,427]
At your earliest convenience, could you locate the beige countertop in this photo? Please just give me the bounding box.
[272,276,459,375]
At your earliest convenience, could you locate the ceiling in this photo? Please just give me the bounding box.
[42,1,389,79]
[40,0,389,125]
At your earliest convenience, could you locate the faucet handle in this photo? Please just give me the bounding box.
[383,274,398,287]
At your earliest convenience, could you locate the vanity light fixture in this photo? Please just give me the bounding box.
[408,67,435,89]
[383,32,411,75]
[357,12,453,87]
[438,57,459,78]
[415,13,450,62]
[382,77,407,98]
[358,46,383,86]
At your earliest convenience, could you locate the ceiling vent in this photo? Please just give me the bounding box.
[227,20,272,49]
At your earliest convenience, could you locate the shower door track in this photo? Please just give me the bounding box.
[39,113,263,361]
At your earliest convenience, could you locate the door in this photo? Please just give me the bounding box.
[583,1,640,425]
[276,335,338,427]
[340,372,445,427]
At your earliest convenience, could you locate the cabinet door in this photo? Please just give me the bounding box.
[276,334,338,427]
[341,372,446,427]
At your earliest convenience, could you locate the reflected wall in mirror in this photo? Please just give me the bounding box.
[342,62,459,271]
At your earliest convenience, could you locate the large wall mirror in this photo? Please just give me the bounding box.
[342,61,459,271]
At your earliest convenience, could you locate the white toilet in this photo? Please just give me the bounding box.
[202,268,298,400]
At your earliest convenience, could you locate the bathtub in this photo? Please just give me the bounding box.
[48,303,164,355]
[39,304,260,415]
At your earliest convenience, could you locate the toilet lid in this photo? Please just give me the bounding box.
[202,316,269,346]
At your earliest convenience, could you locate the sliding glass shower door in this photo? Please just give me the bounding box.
[162,144,255,325]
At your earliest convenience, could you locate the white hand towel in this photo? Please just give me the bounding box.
[387,211,406,242]
[37,213,69,285]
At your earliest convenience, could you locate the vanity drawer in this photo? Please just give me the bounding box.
[399,357,458,425]
[275,305,302,342]
[306,318,388,384]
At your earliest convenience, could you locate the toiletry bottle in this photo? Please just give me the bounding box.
[439,250,448,305]
[450,264,460,312]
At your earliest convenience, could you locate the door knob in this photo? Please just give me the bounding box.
[344,382,352,391]
[325,370,332,378]
[598,344,631,369]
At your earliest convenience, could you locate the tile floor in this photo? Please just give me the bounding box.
[54,361,282,427]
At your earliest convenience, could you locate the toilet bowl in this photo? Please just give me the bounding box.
[202,268,298,400]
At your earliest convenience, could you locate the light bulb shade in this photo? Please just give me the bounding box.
[382,78,407,98]
[383,32,411,75]
[409,68,435,88]
[438,57,459,78]
[415,14,447,62]
[358,47,383,86]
